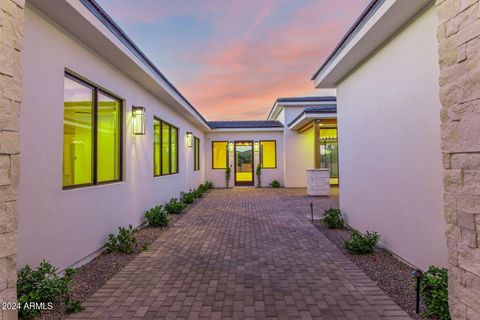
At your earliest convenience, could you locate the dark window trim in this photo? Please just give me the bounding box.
[259,140,277,169]
[211,141,229,169]
[154,117,179,177]
[63,72,124,190]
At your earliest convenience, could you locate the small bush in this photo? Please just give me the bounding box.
[17,260,82,319]
[165,198,187,214]
[180,191,195,204]
[204,181,214,189]
[421,266,450,320]
[256,164,261,188]
[105,225,136,254]
[145,206,169,228]
[191,188,203,199]
[270,180,281,188]
[198,183,209,193]
[323,208,344,229]
[344,230,380,254]
[226,167,231,188]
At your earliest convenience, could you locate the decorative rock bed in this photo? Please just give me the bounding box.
[37,194,208,320]
[311,220,426,320]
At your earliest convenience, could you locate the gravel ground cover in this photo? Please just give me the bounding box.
[312,220,428,320]
[36,193,208,320]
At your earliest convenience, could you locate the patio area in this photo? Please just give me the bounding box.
[69,188,409,319]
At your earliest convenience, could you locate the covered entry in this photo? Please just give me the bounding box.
[288,108,339,186]
[234,141,254,186]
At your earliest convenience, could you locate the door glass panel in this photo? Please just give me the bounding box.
[235,142,253,183]
[63,76,94,187]
[320,128,339,185]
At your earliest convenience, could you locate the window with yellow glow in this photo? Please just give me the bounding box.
[212,141,228,169]
[154,118,178,176]
[153,119,161,176]
[171,126,178,174]
[63,74,122,188]
[97,92,121,183]
[260,140,276,169]
[194,137,200,171]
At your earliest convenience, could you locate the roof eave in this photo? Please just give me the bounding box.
[288,112,337,129]
[312,0,434,88]
[209,127,284,132]
[29,0,211,131]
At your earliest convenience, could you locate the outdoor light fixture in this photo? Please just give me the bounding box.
[254,141,259,152]
[186,132,193,147]
[229,141,234,152]
[412,269,424,314]
[132,106,146,135]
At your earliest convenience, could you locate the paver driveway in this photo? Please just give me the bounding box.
[71,189,410,319]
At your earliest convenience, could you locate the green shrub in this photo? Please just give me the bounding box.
[17,260,82,319]
[323,208,345,229]
[198,183,209,193]
[191,188,203,199]
[270,180,281,188]
[256,163,261,188]
[165,198,187,214]
[204,181,214,189]
[226,167,231,188]
[344,230,380,254]
[421,266,450,320]
[105,225,136,254]
[145,206,169,228]
[180,191,195,204]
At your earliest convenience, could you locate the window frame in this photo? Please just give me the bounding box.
[194,137,200,171]
[211,141,229,169]
[63,72,124,190]
[259,140,277,169]
[154,117,179,176]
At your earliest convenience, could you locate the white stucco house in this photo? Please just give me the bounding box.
[18,0,340,271]
[9,0,447,278]
[3,0,478,316]
[312,0,447,270]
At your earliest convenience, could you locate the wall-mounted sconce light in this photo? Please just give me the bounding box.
[132,106,146,135]
[229,141,234,152]
[186,132,193,147]
[254,141,259,152]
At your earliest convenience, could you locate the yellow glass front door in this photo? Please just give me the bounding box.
[235,141,254,186]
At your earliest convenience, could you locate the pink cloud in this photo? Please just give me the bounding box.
[99,0,370,120]
[178,0,369,120]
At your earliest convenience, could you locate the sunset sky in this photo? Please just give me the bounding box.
[96,0,369,120]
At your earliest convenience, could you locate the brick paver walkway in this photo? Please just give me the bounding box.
[71,189,410,319]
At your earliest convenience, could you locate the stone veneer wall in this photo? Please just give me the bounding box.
[437,0,480,319]
[0,0,24,319]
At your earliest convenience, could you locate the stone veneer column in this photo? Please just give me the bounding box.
[437,0,480,319]
[0,0,24,319]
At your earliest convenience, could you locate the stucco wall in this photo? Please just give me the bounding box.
[0,1,24,318]
[18,6,205,271]
[283,107,316,188]
[204,131,284,188]
[436,0,480,318]
[336,4,447,269]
